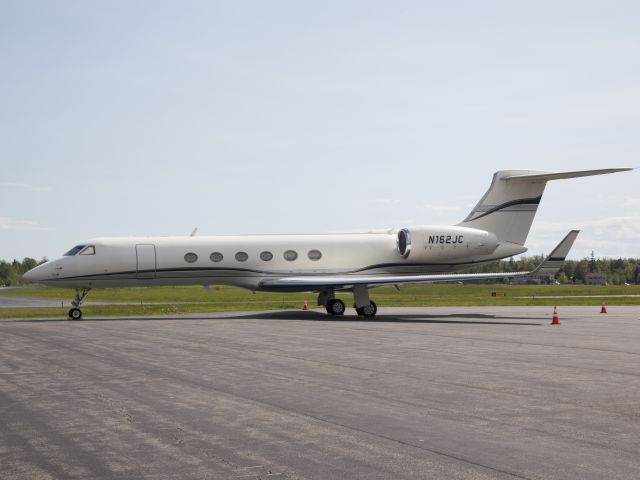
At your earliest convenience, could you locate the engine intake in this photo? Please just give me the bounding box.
[396,228,411,258]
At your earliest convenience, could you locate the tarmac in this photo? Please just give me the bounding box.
[1,306,639,480]
[0,296,65,308]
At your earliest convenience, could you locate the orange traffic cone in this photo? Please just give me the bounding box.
[600,303,607,314]
[551,306,560,325]
[303,299,308,311]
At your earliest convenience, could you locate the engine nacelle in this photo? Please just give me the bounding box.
[396,226,498,262]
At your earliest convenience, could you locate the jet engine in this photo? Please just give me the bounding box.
[395,226,499,262]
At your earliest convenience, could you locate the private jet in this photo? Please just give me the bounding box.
[23,168,631,319]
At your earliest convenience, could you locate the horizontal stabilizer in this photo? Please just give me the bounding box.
[502,168,632,182]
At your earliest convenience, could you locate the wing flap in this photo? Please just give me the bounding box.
[260,270,529,290]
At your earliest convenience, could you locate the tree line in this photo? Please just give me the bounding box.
[0,258,47,287]
[1,255,639,287]
[466,254,640,285]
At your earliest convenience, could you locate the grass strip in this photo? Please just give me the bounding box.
[1,284,639,318]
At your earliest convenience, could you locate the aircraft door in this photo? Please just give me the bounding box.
[136,244,157,279]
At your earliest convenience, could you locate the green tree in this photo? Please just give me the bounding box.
[0,261,15,286]
[574,260,589,283]
[589,251,597,273]
[20,257,38,274]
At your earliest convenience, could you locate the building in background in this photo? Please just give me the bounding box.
[585,272,607,285]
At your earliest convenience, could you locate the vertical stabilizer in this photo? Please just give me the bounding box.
[458,170,547,245]
[458,168,631,246]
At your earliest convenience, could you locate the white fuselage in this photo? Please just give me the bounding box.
[22,167,629,320]
[28,225,526,291]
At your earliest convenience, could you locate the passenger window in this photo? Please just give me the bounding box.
[308,249,322,261]
[235,252,248,262]
[260,251,273,261]
[210,252,223,262]
[283,250,298,261]
[79,246,95,255]
[184,252,198,263]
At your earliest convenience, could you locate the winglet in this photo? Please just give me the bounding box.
[530,230,579,276]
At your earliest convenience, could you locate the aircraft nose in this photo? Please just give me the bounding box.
[23,264,47,283]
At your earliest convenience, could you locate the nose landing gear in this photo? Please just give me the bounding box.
[68,288,91,320]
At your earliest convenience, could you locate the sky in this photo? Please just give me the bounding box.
[1,0,639,261]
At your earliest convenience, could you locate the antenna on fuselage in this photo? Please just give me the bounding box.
[190,227,198,237]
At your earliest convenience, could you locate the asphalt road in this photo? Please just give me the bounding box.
[0,296,65,308]
[1,306,639,479]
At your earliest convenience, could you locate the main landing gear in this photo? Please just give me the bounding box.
[68,288,91,320]
[351,285,377,318]
[318,286,378,318]
[355,301,377,318]
[325,298,346,316]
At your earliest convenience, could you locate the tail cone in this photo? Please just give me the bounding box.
[551,305,560,325]
[600,303,607,314]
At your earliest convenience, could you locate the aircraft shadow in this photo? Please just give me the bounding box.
[225,311,543,325]
[4,310,544,326]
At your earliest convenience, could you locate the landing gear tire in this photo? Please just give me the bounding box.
[357,301,377,318]
[68,288,91,321]
[326,299,346,316]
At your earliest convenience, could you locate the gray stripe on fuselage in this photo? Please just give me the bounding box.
[49,254,518,284]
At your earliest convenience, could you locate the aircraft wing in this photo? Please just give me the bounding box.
[260,230,579,290]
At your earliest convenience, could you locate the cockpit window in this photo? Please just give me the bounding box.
[64,245,86,256]
[79,246,95,255]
